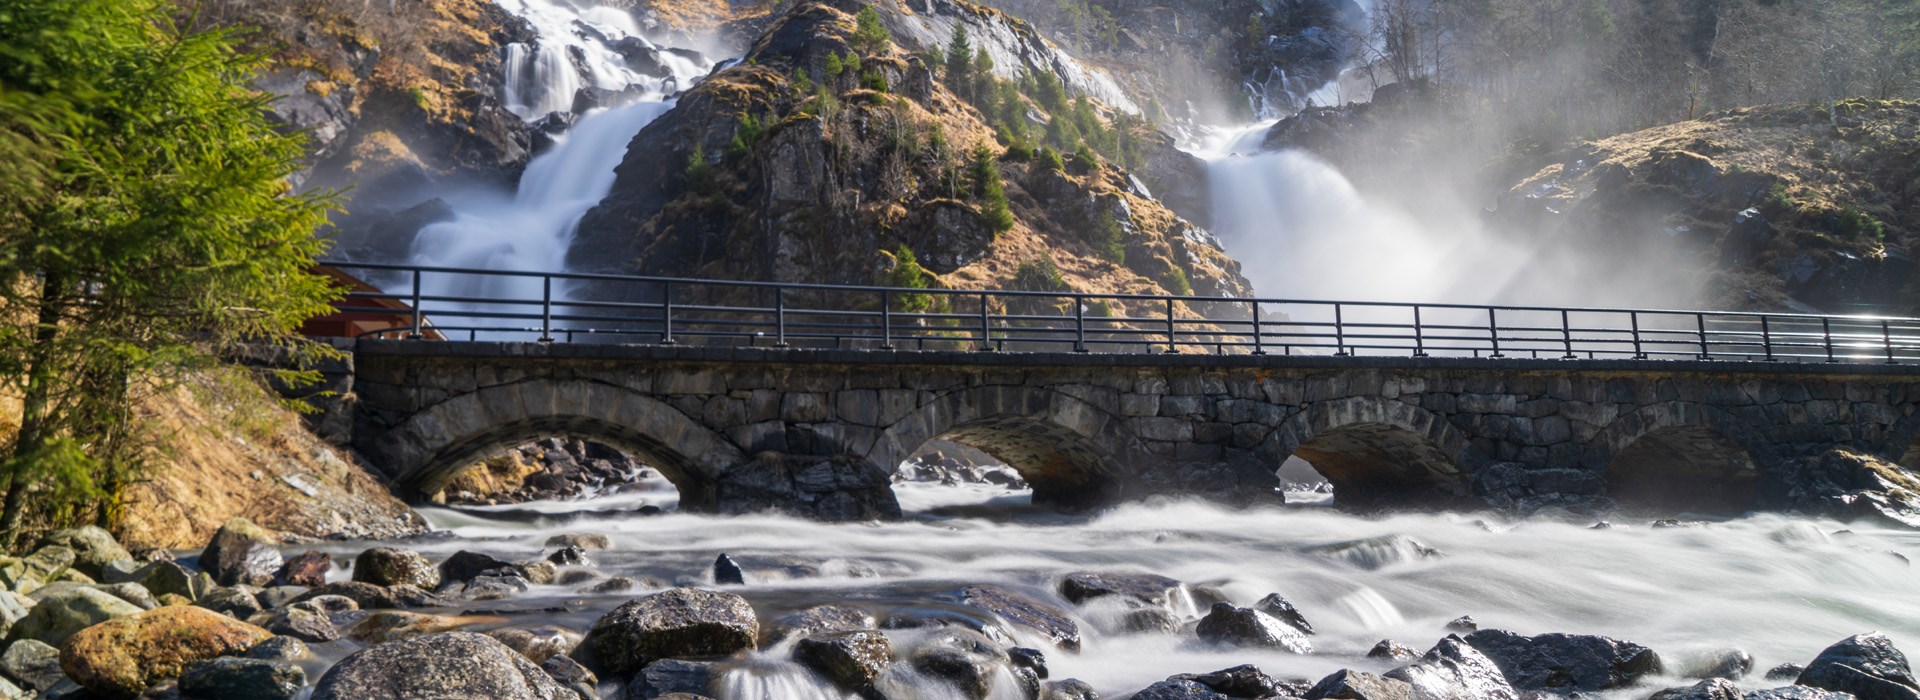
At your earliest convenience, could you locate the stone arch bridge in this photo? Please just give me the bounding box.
[335,341,1920,519]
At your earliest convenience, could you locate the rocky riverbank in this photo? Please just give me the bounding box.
[1,511,1913,699]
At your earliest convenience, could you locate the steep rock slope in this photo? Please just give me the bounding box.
[571,0,1252,304]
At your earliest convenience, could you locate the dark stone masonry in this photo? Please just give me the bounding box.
[336,341,1920,519]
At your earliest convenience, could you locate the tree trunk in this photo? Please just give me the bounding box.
[1,274,65,547]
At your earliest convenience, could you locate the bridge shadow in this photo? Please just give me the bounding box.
[1267,397,1488,511]
[1592,402,1771,517]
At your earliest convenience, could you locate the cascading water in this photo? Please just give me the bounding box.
[405,0,713,331]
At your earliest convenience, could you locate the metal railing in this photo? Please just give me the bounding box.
[320,261,1920,364]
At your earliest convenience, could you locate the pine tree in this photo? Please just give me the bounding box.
[825,51,845,78]
[971,145,1015,233]
[945,24,974,97]
[852,6,892,55]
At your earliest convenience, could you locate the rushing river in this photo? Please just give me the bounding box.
[276,482,1920,699]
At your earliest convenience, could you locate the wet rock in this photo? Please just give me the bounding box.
[438,551,518,585]
[0,546,74,595]
[6,586,142,647]
[1745,687,1855,699]
[556,569,600,586]
[1305,669,1416,700]
[1009,647,1047,679]
[1759,449,1920,528]
[961,585,1081,651]
[1254,593,1314,635]
[1194,603,1311,654]
[1796,632,1920,700]
[1133,679,1229,699]
[58,605,271,699]
[311,631,573,700]
[463,574,533,601]
[1445,616,1478,633]
[764,605,876,644]
[1170,664,1285,698]
[793,630,893,691]
[1680,648,1755,680]
[712,453,902,521]
[571,588,757,675]
[1370,640,1421,662]
[909,628,1010,700]
[244,636,311,663]
[256,606,339,643]
[351,548,440,589]
[1041,678,1101,700]
[255,586,307,610]
[1765,663,1806,681]
[1058,571,1182,606]
[348,610,468,644]
[36,528,130,580]
[287,581,448,610]
[547,546,592,568]
[1648,678,1743,700]
[200,518,283,587]
[0,639,65,691]
[194,587,262,619]
[712,554,744,585]
[539,655,596,699]
[273,551,331,588]
[520,561,559,585]
[294,594,360,616]
[177,657,305,700]
[1384,635,1517,700]
[488,625,583,664]
[585,576,638,594]
[627,658,715,698]
[1463,628,1663,691]
[136,562,206,601]
[1305,536,1442,570]
[546,533,611,550]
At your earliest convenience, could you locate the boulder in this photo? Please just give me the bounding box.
[256,606,339,643]
[1254,593,1314,635]
[1767,663,1807,681]
[793,630,892,691]
[0,591,31,638]
[178,657,306,700]
[1446,616,1478,633]
[6,586,142,647]
[545,533,611,550]
[1759,450,1920,527]
[349,611,472,644]
[627,658,716,698]
[58,605,271,699]
[1463,628,1663,692]
[1042,678,1101,700]
[1194,603,1311,654]
[909,628,1009,700]
[1370,640,1421,661]
[138,562,208,601]
[961,585,1081,651]
[1131,679,1229,699]
[540,655,596,699]
[1008,647,1047,679]
[712,554,744,585]
[487,625,583,664]
[1796,633,1920,700]
[1383,635,1517,700]
[32,583,154,612]
[712,453,902,521]
[0,638,65,691]
[1648,678,1743,700]
[462,574,532,601]
[1058,571,1182,606]
[244,636,311,663]
[0,546,74,595]
[287,581,447,610]
[547,546,592,567]
[439,551,518,585]
[1169,664,1287,698]
[351,548,440,589]
[274,551,332,588]
[199,518,283,587]
[194,587,263,619]
[1305,670,1416,700]
[572,588,757,675]
[764,605,876,644]
[1680,648,1755,680]
[1745,687,1855,699]
[311,632,574,700]
[35,528,130,580]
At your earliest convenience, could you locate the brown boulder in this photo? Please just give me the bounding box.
[60,605,272,699]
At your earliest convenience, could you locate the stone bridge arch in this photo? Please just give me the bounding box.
[1589,401,1776,515]
[361,379,745,510]
[866,385,1144,510]
[1264,396,1492,509]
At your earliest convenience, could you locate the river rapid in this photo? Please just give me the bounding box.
[281,483,1920,699]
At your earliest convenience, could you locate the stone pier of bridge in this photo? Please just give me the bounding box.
[329,341,1920,520]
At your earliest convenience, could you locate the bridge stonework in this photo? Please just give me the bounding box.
[342,341,1920,519]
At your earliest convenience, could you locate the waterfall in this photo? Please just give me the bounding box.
[404,0,715,334]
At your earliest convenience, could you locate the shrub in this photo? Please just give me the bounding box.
[852,6,892,55]
[1162,265,1192,295]
[825,51,845,78]
[886,245,933,312]
[1094,209,1125,263]
[1013,255,1067,292]
[1037,147,1065,172]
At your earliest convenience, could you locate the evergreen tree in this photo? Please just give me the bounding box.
[970,145,1015,233]
[852,6,892,55]
[886,245,933,312]
[825,51,845,78]
[945,25,974,97]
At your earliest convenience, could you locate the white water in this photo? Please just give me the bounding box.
[373,497,1920,699]
[404,0,715,332]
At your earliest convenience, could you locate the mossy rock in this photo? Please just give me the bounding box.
[59,605,272,699]
[6,586,142,648]
[36,528,131,580]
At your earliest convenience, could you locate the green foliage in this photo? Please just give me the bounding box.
[825,51,846,78]
[852,6,892,55]
[1093,208,1126,262]
[685,149,718,195]
[843,51,863,75]
[728,112,765,160]
[0,0,339,537]
[1072,140,1099,170]
[945,25,974,95]
[1037,146,1066,172]
[1161,265,1193,296]
[862,68,890,92]
[886,245,933,312]
[1013,255,1068,292]
[1827,206,1887,241]
[408,86,431,110]
[971,145,1015,233]
[793,67,815,95]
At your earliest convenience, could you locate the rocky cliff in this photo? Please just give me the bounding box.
[570,0,1252,303]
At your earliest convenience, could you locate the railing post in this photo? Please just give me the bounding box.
[774,287,789,348]
[660,281,676,345]
[1251,301,1266,356]
[1761,315,1775,361]
[538,275,554,343]
[1163,298,1178,354]
[1630,311,1645,359]
[978,292,993,352]
[1413,305,1428,357]
[1695,312,1709,360]
[1333,303,1348,356]
[1073,295,1088,353]
[1560,309,1576,359]
[1823,318,1836,362]
[881,290,894,351]
[1487,308,1502,358]
[1885,319,1897,364]
[406,269,424,339]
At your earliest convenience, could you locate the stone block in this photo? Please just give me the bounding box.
[783,393,831,423]
[1195,423,1234,445]
[1262,381,1304,406]
[728,421,789,454]
[1215,399,1283,426]
[1131,417,1192,442]
[1120,394,1158,417]
[1532,416,1572,445]
[1160,395,1210,418]
[657,370,725,395]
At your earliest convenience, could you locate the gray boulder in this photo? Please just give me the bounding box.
[200,518,283,587]
[1169,665,1289,698]
[793,630,892,691]
[1385,635,1517,700]
[311,631,574,700]
[1131,679,1229,699]
[1058,571,1182,606]
[1746,687,1856,699]
[486,626,583,664]
[626,658,715,698]
[178,657,306,700]
[1254,593,1315,636]
[711,453,901,521]
[1649,678,1744,700]
[245,636,312,663]
[195,587,264,619]
[763,605,876,644]
[4,586,140,647]
[438,551,518,585]
[1304,670,1416,700]
[961,585,1081,651]
[1194,603,1311,654]
[257,606,340,643]
[571,588,756,675]
[1796,633,1920,700]
[539,656,596,699]
[909,628,1010,700]
[351,548,440,589]
[0,639,64,691]
[34,528,129,580]
[1463,628,1664,692]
